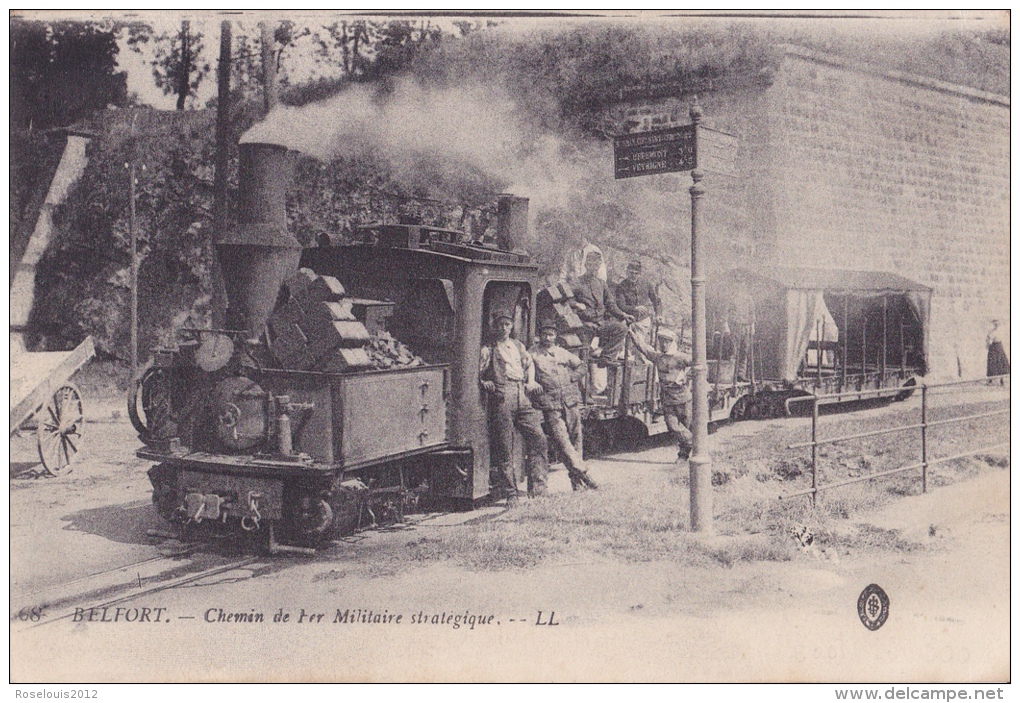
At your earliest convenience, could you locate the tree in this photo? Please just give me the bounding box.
[10,19,127,130]
[313,20,373,78]
[310,19,443,84]
[127,20,211,109]
[367,19,443,80]
[220,21,310,106]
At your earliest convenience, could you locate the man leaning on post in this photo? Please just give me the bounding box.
[529,320,599,491]
[479,311,550,504]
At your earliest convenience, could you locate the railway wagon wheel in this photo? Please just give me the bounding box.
[37,384,85,477]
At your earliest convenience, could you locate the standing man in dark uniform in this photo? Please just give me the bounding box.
[570,251,634,360]
[480,312,549,503]
[530,321,599,491]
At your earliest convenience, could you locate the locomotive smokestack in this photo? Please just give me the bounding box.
[496,194,529,251]
[218,142,303,342]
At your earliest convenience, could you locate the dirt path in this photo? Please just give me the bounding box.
[11,452,1009,682]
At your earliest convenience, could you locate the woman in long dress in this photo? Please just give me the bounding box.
[986,319,1010,378]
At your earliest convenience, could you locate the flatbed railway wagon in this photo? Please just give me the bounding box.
[706,267,931,420]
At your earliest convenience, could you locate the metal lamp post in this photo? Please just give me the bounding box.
[687,100,713,532]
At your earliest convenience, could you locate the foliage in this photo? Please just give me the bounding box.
[32,109,218,357]
[308,19,445,84]
[10,19,128,129]
[125,20,211,110]
[10,130,65,241]
[311,20,374,79]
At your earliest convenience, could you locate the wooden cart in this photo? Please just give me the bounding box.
[10,336,95,476]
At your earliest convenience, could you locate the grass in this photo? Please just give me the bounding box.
[338,393,1009,575]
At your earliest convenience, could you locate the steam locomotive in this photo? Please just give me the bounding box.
[132,142,927,550]
[132,142,563,550]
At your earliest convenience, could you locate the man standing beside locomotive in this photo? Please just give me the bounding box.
[529,321,599,491]
[628,327,693,462]
[479,312,549,503]
[570,251,634,360]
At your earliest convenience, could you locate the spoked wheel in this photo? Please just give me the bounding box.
[37,384,85,477]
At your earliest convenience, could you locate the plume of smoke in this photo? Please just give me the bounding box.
[240,77,589,215]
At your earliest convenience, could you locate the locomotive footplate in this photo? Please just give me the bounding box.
[136,449,336,479]
[143,450,337,532]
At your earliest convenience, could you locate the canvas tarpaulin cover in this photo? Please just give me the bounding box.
[724,267,932,382]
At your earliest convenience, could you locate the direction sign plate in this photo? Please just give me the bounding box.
[613,125,695,179]
[697,126,739,177]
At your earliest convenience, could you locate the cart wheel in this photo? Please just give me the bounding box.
[37,384,84,477]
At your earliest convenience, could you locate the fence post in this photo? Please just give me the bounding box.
[811,395,819,506]
[921,383,928,493]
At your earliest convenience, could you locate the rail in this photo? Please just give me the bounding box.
[778,375,1010,504]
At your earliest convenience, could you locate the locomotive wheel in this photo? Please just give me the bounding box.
[729,395,749,421]
[128,363,155,440]
[895,378,918,402]
[37,384,84,477]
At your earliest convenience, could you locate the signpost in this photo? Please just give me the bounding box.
[613,102,738,533]
[614,125,695,179]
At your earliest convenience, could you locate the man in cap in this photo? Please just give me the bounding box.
[615,260,661,324]
[570,251,634,360]
[529,320,599,491]
[479,311,549,502]
[628,326,693,461]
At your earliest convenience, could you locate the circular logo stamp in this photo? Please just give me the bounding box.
[857,583,890,631]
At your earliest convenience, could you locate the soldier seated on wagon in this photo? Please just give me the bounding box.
[569,251,634,362]
[615,260,661,342]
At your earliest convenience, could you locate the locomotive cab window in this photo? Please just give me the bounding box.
[482,282,532,346]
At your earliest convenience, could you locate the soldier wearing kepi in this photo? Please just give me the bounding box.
[571,250,634,360]
[615,260,661,324]
[529,320,599,491]
[479,311,549,503]
[628,326,693,462]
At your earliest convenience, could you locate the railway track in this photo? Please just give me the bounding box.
[12,505,506,632]
[10,532,285,632]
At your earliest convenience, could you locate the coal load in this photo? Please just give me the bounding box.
[267,269,423,372]
[366,331,425,369]
[537,281,584,349]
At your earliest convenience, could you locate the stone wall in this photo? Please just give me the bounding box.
[764,47,1010,379]
[607,46,1009,379]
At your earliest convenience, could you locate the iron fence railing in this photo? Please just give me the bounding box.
[778,375,1010,504]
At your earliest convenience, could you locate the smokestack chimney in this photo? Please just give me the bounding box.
[496,194,529,251]
[218,142,303,342]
